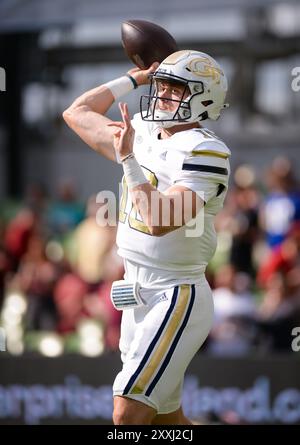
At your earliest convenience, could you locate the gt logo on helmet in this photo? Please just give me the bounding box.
[188,58,224,84]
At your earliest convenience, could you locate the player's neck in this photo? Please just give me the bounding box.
[160,122,201,139]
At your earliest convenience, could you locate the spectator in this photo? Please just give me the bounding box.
[72,194,117,285]
[16,233,59,330]
[208,264,258,355]
[0,245,13,309]
[47,179,85,237]
[4,208,36,270]
[260,157,300,249]
[229,165,260,276]
[212,165,261,277]
[256,221,300,352]
[257,270,300,352]
[25,182,49,219]
[257,221,300,288]
[54,272,90,334]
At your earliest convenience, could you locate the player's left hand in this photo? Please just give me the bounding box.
[127,62,159,86]
[108,102,134,161]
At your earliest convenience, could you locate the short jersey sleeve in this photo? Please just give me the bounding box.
[171,140,231,211]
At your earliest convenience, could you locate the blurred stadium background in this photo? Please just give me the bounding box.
[0,0,300,425]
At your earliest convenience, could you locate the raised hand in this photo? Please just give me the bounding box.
[108,102,135,161]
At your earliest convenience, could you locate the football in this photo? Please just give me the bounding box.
[121,19,178,70]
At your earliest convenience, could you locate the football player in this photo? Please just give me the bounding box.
[63,50,230,425]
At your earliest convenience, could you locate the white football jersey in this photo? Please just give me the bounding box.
[116,113,231,287]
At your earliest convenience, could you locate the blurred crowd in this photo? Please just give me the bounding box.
[0,180,123,355]
[207,156,300,355]
[0,155,300,356]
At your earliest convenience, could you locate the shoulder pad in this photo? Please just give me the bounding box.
[171,128,230,159]
[190,129,231,159]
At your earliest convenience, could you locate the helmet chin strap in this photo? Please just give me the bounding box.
[153,107,203,128]
[152,100,193,128]
[156,120,189,129]
[153,109,190,128]
[152,110,177,128]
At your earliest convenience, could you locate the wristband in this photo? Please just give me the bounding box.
[120,152,135,163]
[122,154,148,189]
[126,74,138,89]
[104,76,134,100]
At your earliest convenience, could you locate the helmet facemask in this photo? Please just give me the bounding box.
[140,72,205,128]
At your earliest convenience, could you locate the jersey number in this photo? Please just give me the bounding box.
[119,166,158,235]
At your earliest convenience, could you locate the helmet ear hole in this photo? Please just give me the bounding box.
[202,100,213,107]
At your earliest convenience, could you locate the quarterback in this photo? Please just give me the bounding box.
[63,50,230,425]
